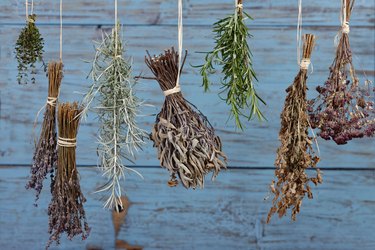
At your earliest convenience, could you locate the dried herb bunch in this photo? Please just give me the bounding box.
[308,0,375,144]
[26,61,63,203]
[80,24,146,210]
[267,34,322,223]
[195,0,265,129]
[47,102,90,248]
[145,48,227,188]
[15,14,44,84]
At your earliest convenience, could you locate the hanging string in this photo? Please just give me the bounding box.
[296,0,303,66]
[114,0,118,56]
[25,0,35,22]
[60,0,63,61]
[176,0,183,88]
[25,0,28,19]
[341,0,350,34]
[235,0,243,10]
[31,0,34,15]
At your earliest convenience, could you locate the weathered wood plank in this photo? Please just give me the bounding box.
[1,0,374,26]
[0,24,374,167]
[0,167,374,249]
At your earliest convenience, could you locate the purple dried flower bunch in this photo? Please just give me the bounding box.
[268,34,322,223]
[26,61,62,203]
[308,0,375,145]
[47,102,90,248]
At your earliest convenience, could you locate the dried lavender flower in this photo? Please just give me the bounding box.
[308,0,375,144]
[267,34,322,223]
[26,61,62,204]
[80,24,147,211]
[47,102,90,248]
[144,48,227,189]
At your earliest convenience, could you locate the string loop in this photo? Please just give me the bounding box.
[164,86,181,96]
[58,137,77,147]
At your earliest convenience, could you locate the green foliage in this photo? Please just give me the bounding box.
[15,14,44,84]
[195,10,265,129]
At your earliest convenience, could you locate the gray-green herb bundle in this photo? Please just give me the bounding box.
[195,1,265,129]
[80,24,146,211]
[267,34,322,223]
[15,14,44,84]
[145,48,227,188]
[26,61,62,204]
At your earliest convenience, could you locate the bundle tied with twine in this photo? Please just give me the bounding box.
[26,61,62,204]
[145,48,227,188]
[267,34,322,223]
[308,0,375,144]
[47,102,90,248]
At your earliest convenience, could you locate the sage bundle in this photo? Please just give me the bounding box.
[15,13,44,84]
[26,61,62,203]
[145,48,227,188]
[308,0,375,144]
[47,102,90,248]
[80,24,146,210]
[267,34,322,223]
[196,0,265,129]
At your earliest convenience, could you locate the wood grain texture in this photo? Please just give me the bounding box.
[0,166,374,249]
[0,1,374,168]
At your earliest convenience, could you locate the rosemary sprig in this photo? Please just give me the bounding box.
[195,4,265,129]
[15,14,44,84]
[80,24,147,211]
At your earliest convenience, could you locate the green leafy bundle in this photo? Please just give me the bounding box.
[196,1,265,129]
[80,24,146,211]
[15,14,44,84]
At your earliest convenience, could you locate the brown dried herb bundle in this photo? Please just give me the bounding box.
[308,0,375,144]
[26,61,62,204]
[144,48,227,188]
[267,34,322,223]
[47,102,90,248]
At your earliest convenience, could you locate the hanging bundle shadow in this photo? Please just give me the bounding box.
[195,0,265,129]
[267,34,322,223]
[308,0,375,144]
[47,102,90,248]
[26,61,62,204]
[15,2,45,84]
[144,48,227,188]
[80,23,147,211]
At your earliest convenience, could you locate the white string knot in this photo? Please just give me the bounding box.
[46,97,57,107]
[57,137,77,147]
[164,86,181,96]
[236,3,243,9]
[342,21,350,34]
[300,58,311,70]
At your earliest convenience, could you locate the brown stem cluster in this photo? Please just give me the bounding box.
[47,102,90,248]
[267,34,322,223]
[26,61,62,204]
[145,48,227,189]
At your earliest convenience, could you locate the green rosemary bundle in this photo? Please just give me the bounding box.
[80,24,146,211]
[47,102,90,248]
[15,14,44,84]
[267,34,322,222]
[195,0,265,129]
[26,61,63,203]
[145,48,227,188]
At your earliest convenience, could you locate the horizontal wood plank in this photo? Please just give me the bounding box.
[0,167,374,249]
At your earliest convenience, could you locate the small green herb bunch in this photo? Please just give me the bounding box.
[15,14,44,84]
[196,1,265,129]
[80,24,147,211]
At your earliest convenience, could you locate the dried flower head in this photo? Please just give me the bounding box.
[145,48,227,189]
[267,34,322,223]
[15,14,44,84]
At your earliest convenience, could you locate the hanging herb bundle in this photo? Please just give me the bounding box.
[267,34,322,223]
[47,102,90,248]
[195,0,265,129]
[144,48,227,188]
[308,0,375,144]
[80,23,146,211]
[26,61,62,203]
[15,13,44,84]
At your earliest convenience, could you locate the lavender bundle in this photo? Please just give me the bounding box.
[145,48,227,188]
[47,102,90,248]
[267,34,322,222]
[26,61,62,203]
[308,0,375,144]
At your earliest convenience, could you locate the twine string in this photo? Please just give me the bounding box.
[300,58,311,70]
[114,0,118,55]
[58,137,77,147]
[297,0,303,66]
[235,0,243,10]
[341,0,350,34]
[60,0,63,61]
[47,97,58,107]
